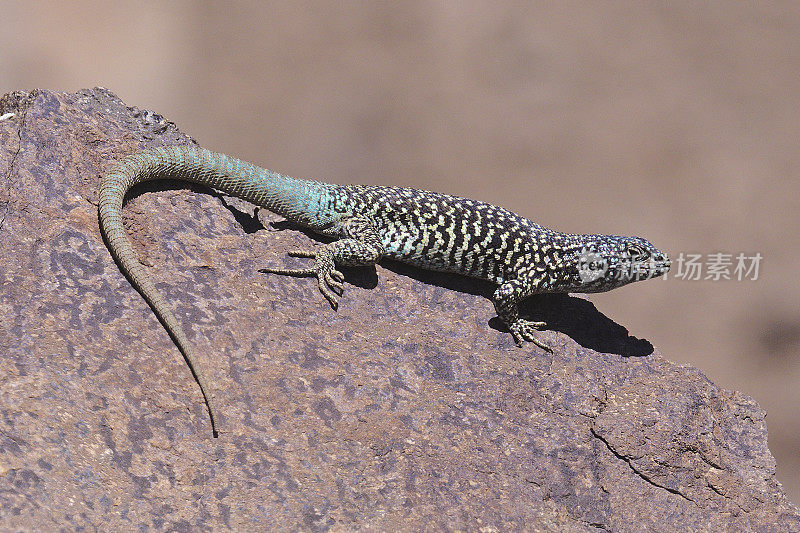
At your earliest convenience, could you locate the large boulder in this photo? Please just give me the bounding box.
[0,88,797,531]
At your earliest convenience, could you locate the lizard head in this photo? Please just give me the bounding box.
[556,234,670,293]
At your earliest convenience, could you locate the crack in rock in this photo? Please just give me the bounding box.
[591,427,697,505]
[0,95,27,231]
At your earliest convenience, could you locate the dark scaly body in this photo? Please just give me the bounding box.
[99,146,670,437]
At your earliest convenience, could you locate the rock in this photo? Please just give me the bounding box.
[0,88,797,531]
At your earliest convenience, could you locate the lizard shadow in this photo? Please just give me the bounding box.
[382,260,654,357]
[166,196,653,357]
[126,181,267,234]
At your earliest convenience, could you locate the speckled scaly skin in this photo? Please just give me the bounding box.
[99,146,670,437]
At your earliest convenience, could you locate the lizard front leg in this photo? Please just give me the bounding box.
[260,216,384,309]
[493,277,552,352]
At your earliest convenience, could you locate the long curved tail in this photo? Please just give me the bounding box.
[98,146,325,437]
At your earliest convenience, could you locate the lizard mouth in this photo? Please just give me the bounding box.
[601,254,671,287]
[631,254,671,279]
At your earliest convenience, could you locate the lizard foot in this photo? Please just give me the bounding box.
[508,319,552,352]
[259,249,344,309]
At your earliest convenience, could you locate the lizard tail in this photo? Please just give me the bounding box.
[98,146,323,437]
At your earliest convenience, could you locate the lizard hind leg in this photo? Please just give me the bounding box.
[260,248,345,308]
[259,215,385,310]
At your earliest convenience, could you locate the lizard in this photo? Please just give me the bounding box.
[98,145,670,438]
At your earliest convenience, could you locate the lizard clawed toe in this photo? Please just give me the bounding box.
[318,279,340,309]
[317,266,345,308]
[258,266,316,277]
[287,249,317,258]
[324,271,344,293]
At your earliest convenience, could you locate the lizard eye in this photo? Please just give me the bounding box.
[627,245,646,259]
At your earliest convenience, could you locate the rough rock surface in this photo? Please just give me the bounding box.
[0,88,797,531]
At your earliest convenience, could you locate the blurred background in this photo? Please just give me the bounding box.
[2,2,798,503]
